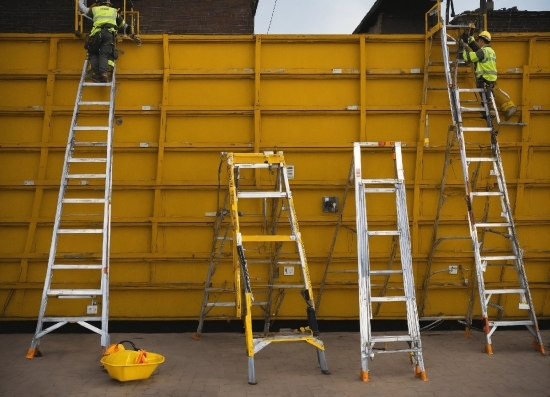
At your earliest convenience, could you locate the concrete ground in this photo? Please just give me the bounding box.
[1,328,549,397]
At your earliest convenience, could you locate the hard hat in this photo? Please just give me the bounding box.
[479,31,491,42]
[101,0,112,4]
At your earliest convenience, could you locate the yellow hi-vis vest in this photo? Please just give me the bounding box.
[463,45,497,82]
[90,6,118,36]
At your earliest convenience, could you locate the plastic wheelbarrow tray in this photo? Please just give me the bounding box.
[100,342,165,382]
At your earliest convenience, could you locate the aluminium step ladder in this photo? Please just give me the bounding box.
[27,57,116,358]
[434,12,545,354]
[354,142,427,382]
[225,151,329,385]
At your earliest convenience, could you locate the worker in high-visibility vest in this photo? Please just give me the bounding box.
[462,30,517,121]
[84,0,127,82]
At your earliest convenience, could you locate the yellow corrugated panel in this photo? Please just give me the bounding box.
[0,33,549,322]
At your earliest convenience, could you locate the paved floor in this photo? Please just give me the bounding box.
[1,328,549,397]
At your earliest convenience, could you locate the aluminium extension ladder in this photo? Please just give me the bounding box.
[436,17,545,354]
[354,142,427,382]
[27,57,116,358]
[225,151,329,385]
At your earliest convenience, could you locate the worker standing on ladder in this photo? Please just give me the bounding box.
[461,31,517,121]
[84,0,127,82]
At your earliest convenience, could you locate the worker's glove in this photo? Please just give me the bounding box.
[461,32,470,43]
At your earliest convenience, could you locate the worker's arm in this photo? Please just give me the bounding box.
[461,34,484,63]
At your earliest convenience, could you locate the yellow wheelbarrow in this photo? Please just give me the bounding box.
[100,340,165,382]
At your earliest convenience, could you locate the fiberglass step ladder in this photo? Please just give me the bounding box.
[354,142,427,382]
[27,57,116,358]
[437,20,545,354]
[224,151,329,384]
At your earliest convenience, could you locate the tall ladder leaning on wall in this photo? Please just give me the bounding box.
[423,2,544,354]
[27,58,116,358]
[223,152,329,384]
[354,142,427,382]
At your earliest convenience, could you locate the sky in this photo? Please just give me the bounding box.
[254,0,550,34]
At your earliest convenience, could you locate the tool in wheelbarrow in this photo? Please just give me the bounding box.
[100,340,165,382]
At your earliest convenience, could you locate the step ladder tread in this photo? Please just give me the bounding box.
[66,174,107,178]
[79,101,110,106]
[52,264,103,269]
[68,158,107,163]
[73,126,110,131]
[371,335,413,343]
[62,198,107,203]
[47,289,103,296]
[237,191,288,198]
[371,296,409,302]
[57,228,103,234]
[370,270,403,275]
[485,288,526,294]
[74,142,108,146]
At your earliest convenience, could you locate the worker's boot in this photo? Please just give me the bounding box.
[86,69,101,82]
[505,106,517,121]
[100,73,109,83]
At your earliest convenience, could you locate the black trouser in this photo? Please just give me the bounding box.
[87,30,115,74]
[476,78,495,111]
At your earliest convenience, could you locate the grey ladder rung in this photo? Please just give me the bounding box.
[216,236,233,240]
[67,174,106,179]
[74,142,107,147]
[206,302,235,307]
[489,320,534,327]
[371,296,408,302]
[42,316,102,322]
[458,88,484,93]
[476,222,511,228]
[364,188,396,193]
[361,178,399,184]
[62,198,106,203]
[73,126,110,131]
[460,107,486,112]
[465,157,496,162]
[69,158,107,163]
[446,24,472,28]
[485,288,526,294]
[481,255,517,261]
[368,231,400,236]
[52,264,103,269]
[471,192,503,197]
[82,82,111,87]
[370,270,403,276]
[79,101,110,106]
[462,127,494,132]
[371,335,412,343]
[57,228,103,234]
[237,191,287,199]
[47,289,103,296]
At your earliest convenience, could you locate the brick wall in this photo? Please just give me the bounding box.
[0,0,256,34]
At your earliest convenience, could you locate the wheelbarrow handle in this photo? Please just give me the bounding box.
[117,340,140,351]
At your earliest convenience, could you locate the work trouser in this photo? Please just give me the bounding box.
[87,29,116,75]
[476,78,515,113]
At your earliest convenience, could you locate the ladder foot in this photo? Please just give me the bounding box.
[191,333,202,341]
[533,340,545,354]
[485,344,493,355]
[26,347,42,359]
[360,370,369,382]
[464,327,471,338]
[415,366,428,381]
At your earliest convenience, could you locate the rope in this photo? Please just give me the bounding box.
[267,0,278,34]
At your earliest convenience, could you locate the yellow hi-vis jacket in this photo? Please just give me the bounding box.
[463,38,497,82]
[87,6,125,37]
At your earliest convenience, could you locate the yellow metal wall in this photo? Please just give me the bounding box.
[1,33,549,321]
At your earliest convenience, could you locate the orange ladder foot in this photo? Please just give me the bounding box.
[360,370,369,382]
[485,344,493,354]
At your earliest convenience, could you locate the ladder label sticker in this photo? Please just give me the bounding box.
[347,105,358,110]
[410,68,421,74]
[286,165,294,179]
[24,180,35,186]
[141,106,153,110]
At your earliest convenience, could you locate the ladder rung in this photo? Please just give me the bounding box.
[57,229,103,234]
[67,174,106,179]
[458,88,484,93]
[371,335,412,343]
[446,24,472,28]
[269,284,305,289]
[481,255,517,261]
[82,82,111,87]
[485,289,525,294]
[465,157,495,162]
[370,270,403,275]
[62,198,106,203]
[489,320,534,327]
[241,235,294,242]
[471,192,503,196]
[361,179,399,184]
[363,188,396,193]
[475,222,511,228]
[427,87,448,90]
[237,191,287,199]
[367,231,400,236]
[206,302,235,307]
[460,107,485,112]
[79,101,110,106]
[69,158,107,163]
[371,296,408,302]
[52,264,103,269]
[73,126,110,131]
[74,142,107,147]
[462,127,494,132]
[47,289,103,296]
